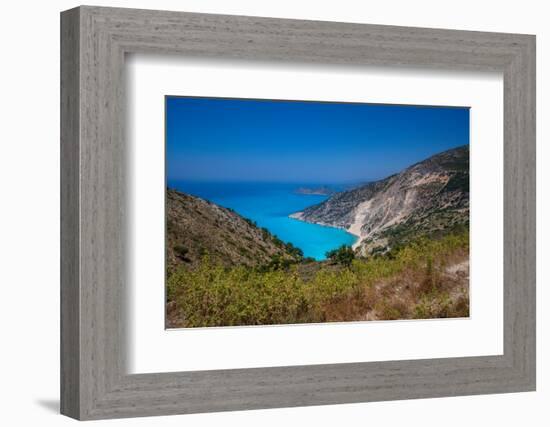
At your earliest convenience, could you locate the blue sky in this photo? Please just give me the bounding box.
[166,96,469,184]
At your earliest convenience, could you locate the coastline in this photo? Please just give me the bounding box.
[288,211,361,246]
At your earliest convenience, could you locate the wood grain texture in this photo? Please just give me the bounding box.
[60,7,80,419]
[60,5,536,420]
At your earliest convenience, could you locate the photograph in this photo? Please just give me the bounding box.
[165,96,470,328]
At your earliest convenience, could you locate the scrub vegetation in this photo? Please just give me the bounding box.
[166,231,469,328]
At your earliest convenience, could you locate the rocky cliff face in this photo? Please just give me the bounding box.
[291,145,469,255]
[167,189,301,270]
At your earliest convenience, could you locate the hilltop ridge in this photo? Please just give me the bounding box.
[167,189,302,271]
[291,145,469,255]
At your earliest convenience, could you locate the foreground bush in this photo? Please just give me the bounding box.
[326,245,355,266]
[167,231,469,327]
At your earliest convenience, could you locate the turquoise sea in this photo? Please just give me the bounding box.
[168,181,357,260]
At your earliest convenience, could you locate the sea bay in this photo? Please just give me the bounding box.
[168,180,357,260]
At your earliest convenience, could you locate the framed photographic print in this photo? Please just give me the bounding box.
[164,97,471,328]
[61,6,536,420]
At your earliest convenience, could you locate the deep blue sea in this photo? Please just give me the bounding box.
[168,181,357,260]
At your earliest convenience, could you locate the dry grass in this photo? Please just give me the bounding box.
[322,254,470,322]
[167,232,469,327]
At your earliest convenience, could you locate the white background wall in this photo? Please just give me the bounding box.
[0,0,546,425]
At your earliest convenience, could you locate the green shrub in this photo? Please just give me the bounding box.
[167,230,469,327]
[284,241,304,260]
[326,245,355,267]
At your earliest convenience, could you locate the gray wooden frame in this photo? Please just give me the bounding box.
[60,5,536,420]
